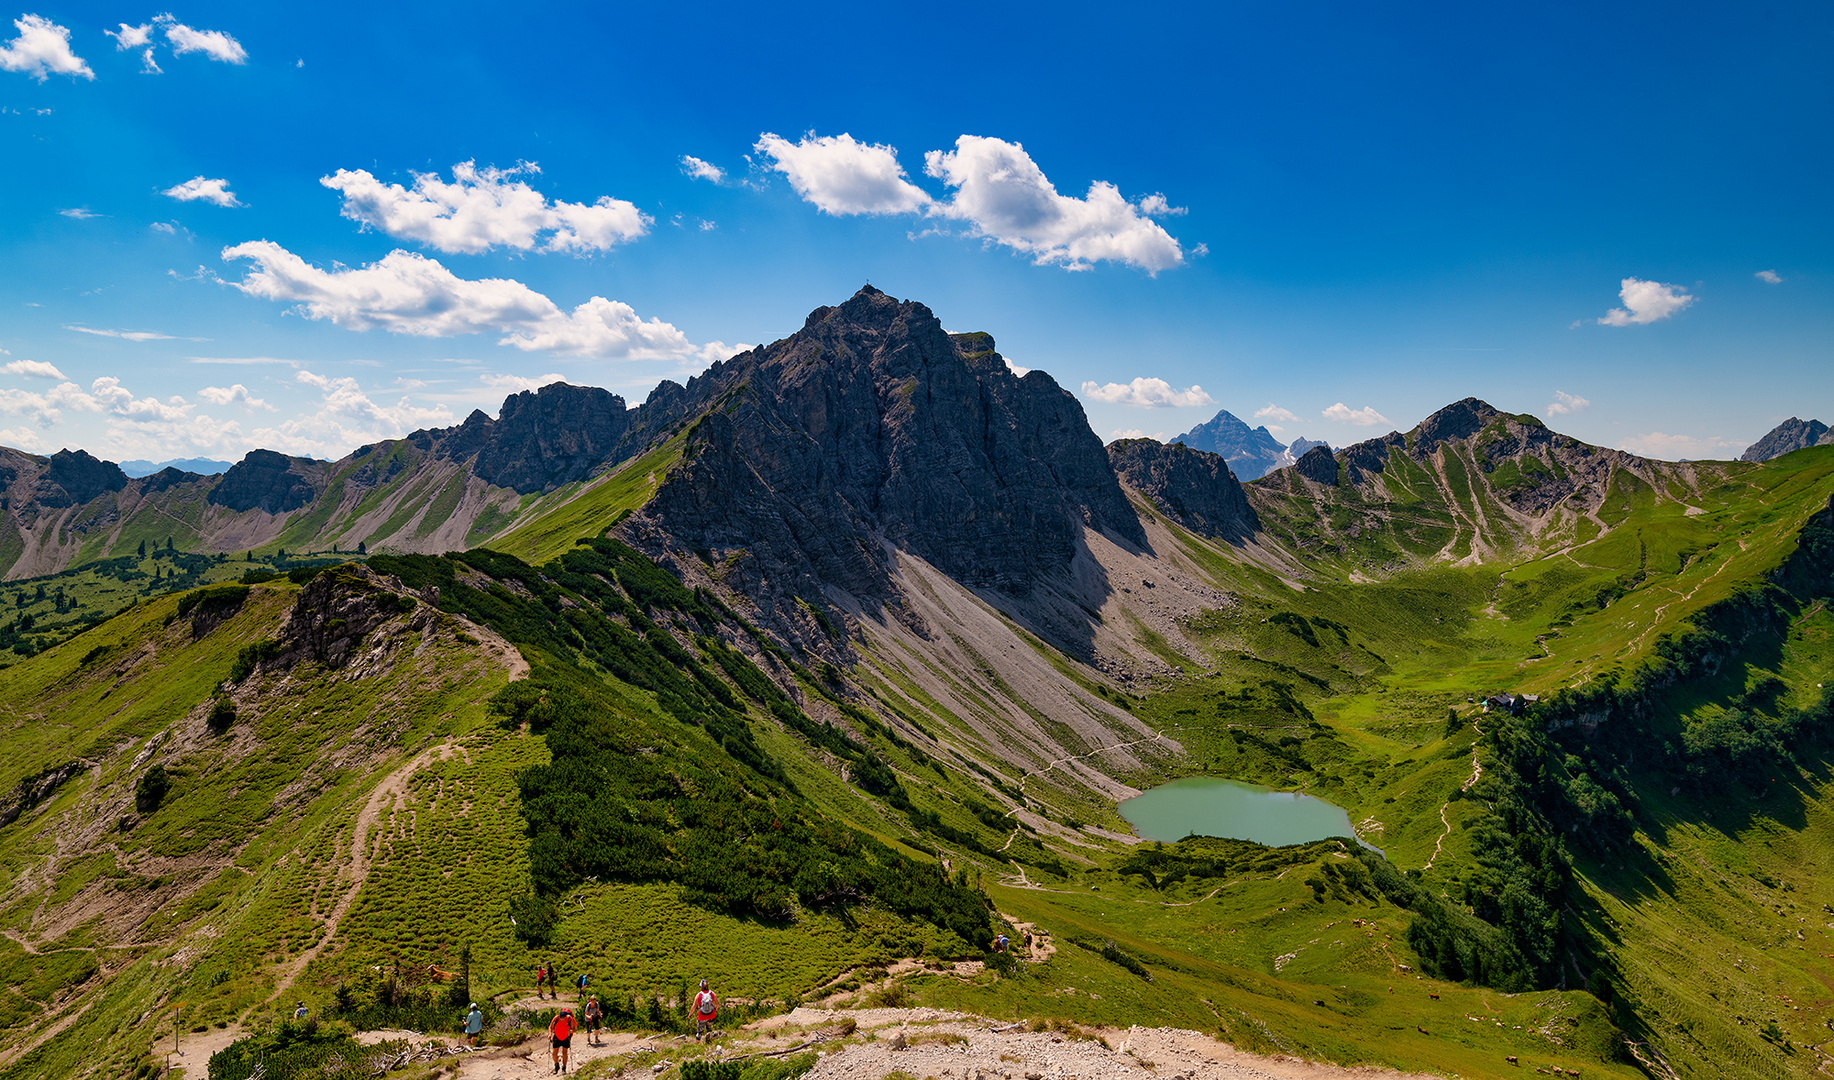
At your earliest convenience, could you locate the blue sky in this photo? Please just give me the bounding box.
[1,1,1828,464]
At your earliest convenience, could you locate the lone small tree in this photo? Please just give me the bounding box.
[137,539,146,558]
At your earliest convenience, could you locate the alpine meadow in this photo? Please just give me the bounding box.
[0,285,1828,1080]
[2,5,1831,1079]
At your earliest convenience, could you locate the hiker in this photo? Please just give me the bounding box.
[575,971,590,994]
[534,960,548,998]
[693,979,719,1041]
[995,932,1009,952]
[583,994,602,1047]
[465,1002,485,1047]
[1023,929,1033,952]
[550,1006,575,1073]
[293,1002,308,1020]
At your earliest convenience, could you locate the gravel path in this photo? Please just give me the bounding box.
[448,1005,1441,1080]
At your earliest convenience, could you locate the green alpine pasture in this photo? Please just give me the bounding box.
[0,439,1831,1079]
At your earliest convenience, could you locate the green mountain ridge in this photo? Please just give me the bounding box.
[3,290,1833,1079]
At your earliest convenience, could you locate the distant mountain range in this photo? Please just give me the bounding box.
[118,457,233,478]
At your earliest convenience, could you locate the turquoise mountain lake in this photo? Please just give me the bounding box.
[1119,776,1366,849]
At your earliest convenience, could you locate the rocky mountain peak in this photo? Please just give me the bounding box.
[1170,409,1290,481]
[207,449,321,514]
[472,382,630,493]
[36,449,127,507]
[629,287,1144,641]
[1412,397,1501,454]
[1741,417,1830,463]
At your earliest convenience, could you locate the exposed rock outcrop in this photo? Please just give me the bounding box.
[35,449,127,508]
[628,286,1145,631]
[207,449,321,514]
[471,383,634,493]
[1107,438,1260,544]
[1741,417,1829,463]
[1294,445,1340,485]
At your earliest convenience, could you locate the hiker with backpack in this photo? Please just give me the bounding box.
[534,961,549,999]
[465,1002,485,1047]
[550,1006,576,1073]
[693,979,719,1041]
[582,994,603,1046]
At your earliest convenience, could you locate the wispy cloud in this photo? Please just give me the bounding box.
[157,15,246,64]
[59,207,101,219]
[1080,377,1214,408]
[1619,431,1742,461]
[1755,269,1782,285]
[65,325,189,342]
[1254,403,1300,423]
[480,372,568,393]
[163,176,242,207]
[1597,277,1695,326]
[680,155,726,184]
[321,161,648,255]
[1322,402,1392,427]
[0,14,92,81]
[1546,390,1590,416]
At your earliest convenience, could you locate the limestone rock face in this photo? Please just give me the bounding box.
[34,449,127,508]
[207,449,319,514]
[1170,410,1291,480]
[472,383,633,493]
[1107,439,1260,544]
[1295,445,1340,485]
[632,286,1144,618]
[1741,418,1829,463]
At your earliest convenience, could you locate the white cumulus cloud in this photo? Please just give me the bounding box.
[1597,277,1695,326]
[755,131,932,216]
[321,161,648,255]
[1080,377,1214,409]
[1755,269,1782,284]
[1546,390,1590,416]
[198,383,273,410]
[253,370,452,459]
[3,359,67,380]
[220,241,719,362]
[0,14,92,81]
[1109,429,1166,441]
[1322,403,1392,427]
[681,156,726,183]
[0,426,44,451]
[923,136,1184,273]
[163,176,242,207]
[1254,403,1301,423]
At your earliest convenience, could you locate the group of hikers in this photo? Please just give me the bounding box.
[466,962,719,1074]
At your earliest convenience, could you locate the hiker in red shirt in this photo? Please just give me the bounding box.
[693,979,719,1041]
[549,1006,575,1074]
